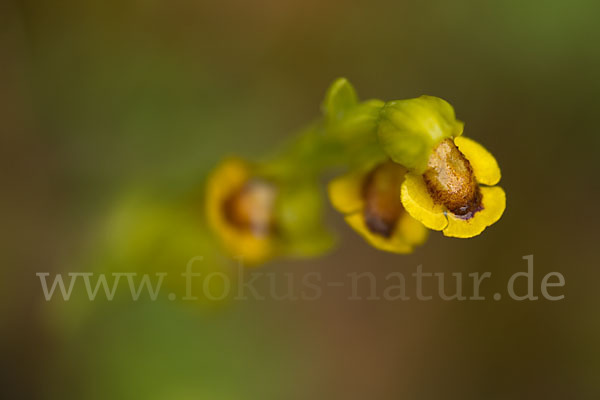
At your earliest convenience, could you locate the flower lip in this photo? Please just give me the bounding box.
[328,161,428,253]
[222,178,277,237]
[423,138,482,218]
[206,158,276,264]
[361,162,406,238]
[400,136,505,238]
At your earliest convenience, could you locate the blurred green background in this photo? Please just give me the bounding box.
[2,0,599,398]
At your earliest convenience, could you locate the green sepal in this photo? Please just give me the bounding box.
[283,227,336,258]
[274,180,335,257]
[377,96,464,173]
[330,99,385,141]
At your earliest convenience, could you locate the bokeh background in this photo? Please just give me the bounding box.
[2,0,600,398]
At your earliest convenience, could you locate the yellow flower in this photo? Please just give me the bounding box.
[206,157,276,264]
[206,157,334,265]
[400,136,506,238]
[328,161,428,254]
[377,95,505,238]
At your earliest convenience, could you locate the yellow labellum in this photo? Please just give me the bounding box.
[400,137,505,238]
[329,162,428,253]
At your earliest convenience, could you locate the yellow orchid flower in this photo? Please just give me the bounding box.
[206,157,275,264]
[206,157,334,265]
[377,95,505,238]
[328,161,428,253]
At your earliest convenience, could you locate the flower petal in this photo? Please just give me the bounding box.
[206,158,248,240]
[206,158,274,265]
[345,212,414,254]
[231,235,275,266]
[443,186,506,238]
[454,136,501,186]
[400,172,448,231]
[327,169,366,214]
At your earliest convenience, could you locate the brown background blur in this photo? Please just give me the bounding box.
[2,0,599,398]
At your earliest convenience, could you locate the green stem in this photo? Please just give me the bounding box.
[257,99,386,181]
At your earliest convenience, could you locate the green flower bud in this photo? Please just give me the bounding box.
[377,96,464,173]
[322,77,359,123]
[322,78,384,140]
